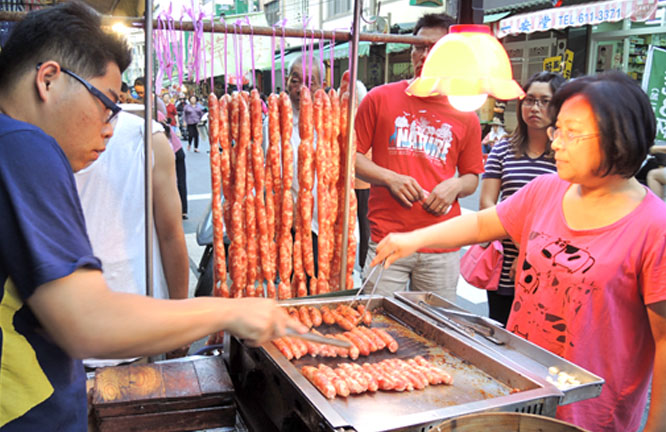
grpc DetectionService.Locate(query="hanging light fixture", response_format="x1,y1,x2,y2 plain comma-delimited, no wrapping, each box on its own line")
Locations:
406,24,524,112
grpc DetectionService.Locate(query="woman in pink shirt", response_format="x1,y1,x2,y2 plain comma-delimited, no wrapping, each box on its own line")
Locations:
372,72,666,432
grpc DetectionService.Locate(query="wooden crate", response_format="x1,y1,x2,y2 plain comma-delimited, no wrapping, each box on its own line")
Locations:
90,357,236,432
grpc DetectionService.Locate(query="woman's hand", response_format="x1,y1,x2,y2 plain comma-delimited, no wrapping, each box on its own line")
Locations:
371,231,421,268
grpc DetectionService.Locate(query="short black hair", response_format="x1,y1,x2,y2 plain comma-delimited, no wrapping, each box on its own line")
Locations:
134,76,145,87
0,2,131,90
511,71,567,158
549,72,655,178
121,82,129,92
413,13,455,35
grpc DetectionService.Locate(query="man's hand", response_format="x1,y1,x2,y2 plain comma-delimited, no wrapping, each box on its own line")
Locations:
387,173,425,207
422,178,462,216
225,298,308,346
165,345,190,359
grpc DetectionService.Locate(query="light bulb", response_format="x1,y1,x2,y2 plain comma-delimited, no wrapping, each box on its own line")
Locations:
448,94,488,112
111,22,129,35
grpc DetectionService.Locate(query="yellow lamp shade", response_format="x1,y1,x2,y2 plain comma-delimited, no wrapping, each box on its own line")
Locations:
406,24,524,103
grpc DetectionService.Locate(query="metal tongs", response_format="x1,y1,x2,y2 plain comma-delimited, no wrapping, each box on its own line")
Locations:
418,299,505,345
285,328,352,349
349,260,386,312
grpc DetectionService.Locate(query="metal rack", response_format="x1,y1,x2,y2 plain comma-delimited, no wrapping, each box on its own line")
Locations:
0,3,441,296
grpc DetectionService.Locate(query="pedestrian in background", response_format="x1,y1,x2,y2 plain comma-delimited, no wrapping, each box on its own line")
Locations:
163,93,178,127
479,71,565,325
183,95,204,152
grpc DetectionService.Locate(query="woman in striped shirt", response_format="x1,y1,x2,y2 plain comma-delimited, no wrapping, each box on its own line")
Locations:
479,72,566,325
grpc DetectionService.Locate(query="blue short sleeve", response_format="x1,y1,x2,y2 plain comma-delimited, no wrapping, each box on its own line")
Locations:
0,116,101,301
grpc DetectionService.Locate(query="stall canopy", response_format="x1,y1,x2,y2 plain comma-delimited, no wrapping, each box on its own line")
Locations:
497,0,659,38
387,42,411,53
181,12,272,82
256,41,371,70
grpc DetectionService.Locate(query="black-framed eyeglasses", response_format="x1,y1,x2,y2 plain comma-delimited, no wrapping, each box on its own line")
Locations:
36,63,121,124
523,96,551,108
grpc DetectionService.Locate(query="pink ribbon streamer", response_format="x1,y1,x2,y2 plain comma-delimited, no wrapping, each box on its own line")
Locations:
154,13,166,93
280,20,287,91
223,19,228,94
176,16,185,86
301,18,307,88
232,21,243,91
210,11,215,91
245,16,256,89
271,25,276,93
318,30,324,86
153,21,164,94
183,7,194,81
195,11,205,83
330,30,335,87
184,4,205,83
308,24,315,88
165,8,176,80
347,24,353,75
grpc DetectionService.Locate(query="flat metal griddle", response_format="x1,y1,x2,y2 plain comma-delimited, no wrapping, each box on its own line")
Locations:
394,292,604,406
228,296,563,432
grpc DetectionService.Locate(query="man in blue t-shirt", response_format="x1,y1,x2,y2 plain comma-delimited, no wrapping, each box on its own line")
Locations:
0,4,304,430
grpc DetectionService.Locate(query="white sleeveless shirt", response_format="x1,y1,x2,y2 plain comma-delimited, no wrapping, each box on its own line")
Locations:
75,111,168,300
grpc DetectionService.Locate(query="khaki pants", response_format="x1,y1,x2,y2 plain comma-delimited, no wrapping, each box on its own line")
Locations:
361,240,460,302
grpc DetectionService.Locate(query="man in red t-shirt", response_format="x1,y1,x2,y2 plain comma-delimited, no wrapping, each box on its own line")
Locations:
354,13,483,301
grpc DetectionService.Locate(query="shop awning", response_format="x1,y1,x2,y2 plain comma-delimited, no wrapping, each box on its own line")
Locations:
257,41,371,70
497,0,659,38
484,11,512,24
386,43,411,53
485,0,551,14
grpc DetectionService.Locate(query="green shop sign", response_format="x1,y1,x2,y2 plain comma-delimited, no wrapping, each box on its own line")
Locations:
643,46,666,143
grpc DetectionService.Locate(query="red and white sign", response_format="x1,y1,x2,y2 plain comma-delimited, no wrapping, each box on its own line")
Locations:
497,0,658,38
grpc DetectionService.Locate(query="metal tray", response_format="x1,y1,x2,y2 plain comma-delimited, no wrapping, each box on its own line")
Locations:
235,296,565,432
394,292,604,406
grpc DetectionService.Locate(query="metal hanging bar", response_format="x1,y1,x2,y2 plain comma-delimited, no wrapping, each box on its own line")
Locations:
0,5,444,297
0,11,435,45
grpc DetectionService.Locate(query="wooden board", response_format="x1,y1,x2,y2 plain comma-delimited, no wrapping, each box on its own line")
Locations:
91,357,236,431
97,406,236,432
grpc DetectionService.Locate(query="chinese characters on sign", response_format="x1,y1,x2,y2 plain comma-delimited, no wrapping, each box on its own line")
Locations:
498,0,658,38
543,50,574,79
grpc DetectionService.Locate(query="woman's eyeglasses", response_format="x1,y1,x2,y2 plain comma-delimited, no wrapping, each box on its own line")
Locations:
523,96,551,108
547,126,599,145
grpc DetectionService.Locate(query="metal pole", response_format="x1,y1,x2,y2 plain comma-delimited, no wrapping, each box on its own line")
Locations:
384,13,391,84
339,0,363,291
111,15,435,45
0,8,439,296
144,0,154,297
0,11,437,45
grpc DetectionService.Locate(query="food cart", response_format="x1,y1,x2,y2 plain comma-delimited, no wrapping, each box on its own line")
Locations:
0,3,604,431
